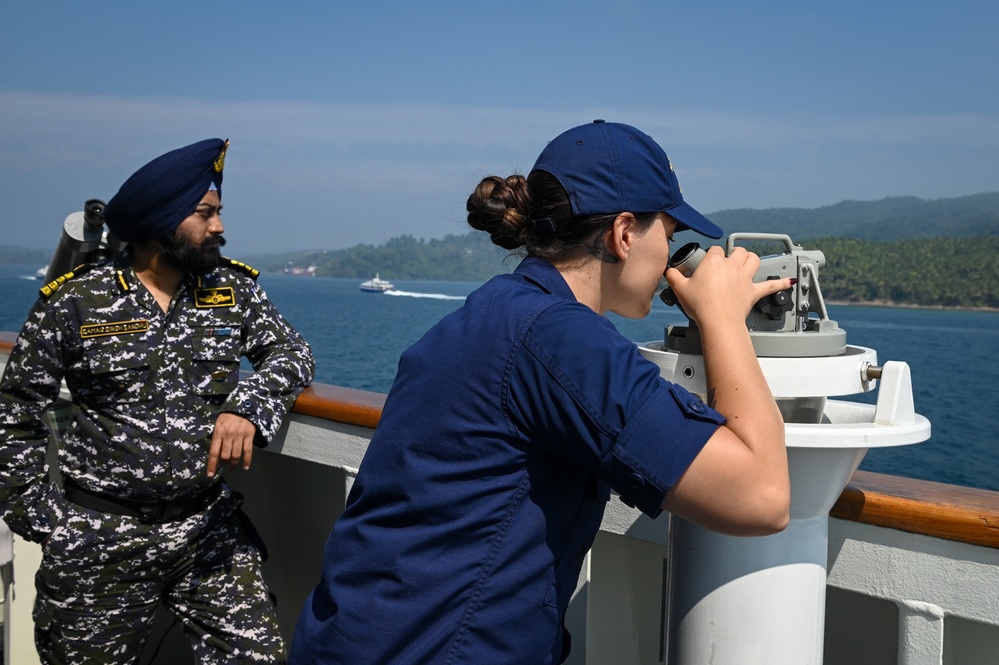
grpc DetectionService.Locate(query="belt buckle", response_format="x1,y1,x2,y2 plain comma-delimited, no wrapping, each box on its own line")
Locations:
137,503,166,524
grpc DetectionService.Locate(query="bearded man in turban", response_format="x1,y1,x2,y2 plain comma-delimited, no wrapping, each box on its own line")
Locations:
0,138,315,663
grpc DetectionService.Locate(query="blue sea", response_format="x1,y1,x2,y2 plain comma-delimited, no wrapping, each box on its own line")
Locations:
2,263,997,492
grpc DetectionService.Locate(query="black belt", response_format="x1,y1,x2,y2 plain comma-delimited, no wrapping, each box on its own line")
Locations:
63,477,223,524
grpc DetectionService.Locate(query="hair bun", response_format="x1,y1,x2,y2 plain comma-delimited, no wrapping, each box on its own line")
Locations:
466,175,530,250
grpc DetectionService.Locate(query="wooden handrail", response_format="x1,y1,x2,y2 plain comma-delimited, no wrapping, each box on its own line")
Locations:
2,336,997,550
293,382,385,430
831,470,999,549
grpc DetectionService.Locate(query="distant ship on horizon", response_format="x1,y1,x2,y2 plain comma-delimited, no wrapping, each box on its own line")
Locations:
283,264,317,277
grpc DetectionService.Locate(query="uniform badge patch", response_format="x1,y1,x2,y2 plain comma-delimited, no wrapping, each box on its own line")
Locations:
80,319,150,339
195,287,236,308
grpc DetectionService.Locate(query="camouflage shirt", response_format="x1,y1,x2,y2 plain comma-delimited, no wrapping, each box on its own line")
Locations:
0,254,315,543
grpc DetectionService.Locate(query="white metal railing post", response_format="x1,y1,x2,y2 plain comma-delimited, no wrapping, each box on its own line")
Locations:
896,599,944,665
343,466,358,508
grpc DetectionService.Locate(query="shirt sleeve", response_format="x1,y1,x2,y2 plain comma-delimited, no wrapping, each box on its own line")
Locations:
222,280,316,443
0,298,71,542
508,302,725,517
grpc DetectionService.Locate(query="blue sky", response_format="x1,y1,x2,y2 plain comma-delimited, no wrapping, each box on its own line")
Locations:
2,1,996,256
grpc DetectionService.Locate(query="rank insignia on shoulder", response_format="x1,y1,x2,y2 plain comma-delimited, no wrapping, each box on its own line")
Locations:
40,264,92,299
195,287,236,308
225,257,259,280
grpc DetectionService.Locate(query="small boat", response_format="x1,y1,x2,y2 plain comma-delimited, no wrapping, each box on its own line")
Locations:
360,273,394,293
283,264,317,277
35,265,48,280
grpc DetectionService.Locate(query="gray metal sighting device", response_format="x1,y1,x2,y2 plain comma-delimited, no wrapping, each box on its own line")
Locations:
43,199,125,283
660,233,846,358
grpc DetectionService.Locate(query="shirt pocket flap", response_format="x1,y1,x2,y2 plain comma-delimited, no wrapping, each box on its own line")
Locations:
83,341,152,404
192,327,242,395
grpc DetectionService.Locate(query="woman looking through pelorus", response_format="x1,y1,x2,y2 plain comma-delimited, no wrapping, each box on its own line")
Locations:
290,120,793,665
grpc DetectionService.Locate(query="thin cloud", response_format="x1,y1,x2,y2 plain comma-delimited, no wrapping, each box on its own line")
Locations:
4,91,996,165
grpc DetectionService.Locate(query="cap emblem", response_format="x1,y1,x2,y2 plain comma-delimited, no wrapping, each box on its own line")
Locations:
213,139,229,173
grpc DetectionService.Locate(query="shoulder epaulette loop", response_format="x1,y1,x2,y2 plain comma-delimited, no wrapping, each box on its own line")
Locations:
39,263,92,299
225,257,260,281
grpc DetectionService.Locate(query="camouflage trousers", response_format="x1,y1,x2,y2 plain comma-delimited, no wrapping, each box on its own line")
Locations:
33,488,285,664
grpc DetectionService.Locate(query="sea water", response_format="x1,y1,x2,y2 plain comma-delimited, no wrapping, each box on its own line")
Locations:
2,264,997,492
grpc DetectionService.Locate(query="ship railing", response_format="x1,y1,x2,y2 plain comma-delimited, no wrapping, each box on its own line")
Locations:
2,332,998,664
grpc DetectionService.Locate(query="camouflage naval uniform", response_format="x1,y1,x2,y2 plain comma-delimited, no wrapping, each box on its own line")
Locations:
0,253,315,664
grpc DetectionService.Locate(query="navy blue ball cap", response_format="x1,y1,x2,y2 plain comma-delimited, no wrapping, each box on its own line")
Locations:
531,121,722,239
104,138,229,242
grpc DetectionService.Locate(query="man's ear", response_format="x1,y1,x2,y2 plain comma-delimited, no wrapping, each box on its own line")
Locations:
606,212,637,262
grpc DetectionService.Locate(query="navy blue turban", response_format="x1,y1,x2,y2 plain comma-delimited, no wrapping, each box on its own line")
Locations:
104,138,229,242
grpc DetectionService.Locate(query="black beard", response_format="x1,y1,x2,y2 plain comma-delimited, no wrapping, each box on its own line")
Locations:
158,231,226,275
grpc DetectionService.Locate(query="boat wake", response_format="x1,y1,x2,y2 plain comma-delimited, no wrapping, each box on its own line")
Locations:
384,290,465,301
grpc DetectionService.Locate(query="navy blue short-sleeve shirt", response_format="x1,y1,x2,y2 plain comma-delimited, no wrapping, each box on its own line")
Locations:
290,256,724,665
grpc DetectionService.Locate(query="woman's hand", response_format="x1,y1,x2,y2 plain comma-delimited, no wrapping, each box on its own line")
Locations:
665,246,795,326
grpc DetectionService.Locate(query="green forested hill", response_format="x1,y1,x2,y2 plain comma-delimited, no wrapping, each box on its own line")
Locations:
249,192,999,277
251,232,520,281
258,234,998,308
807,236,999,308
708,193,999,241
242,193,999,308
